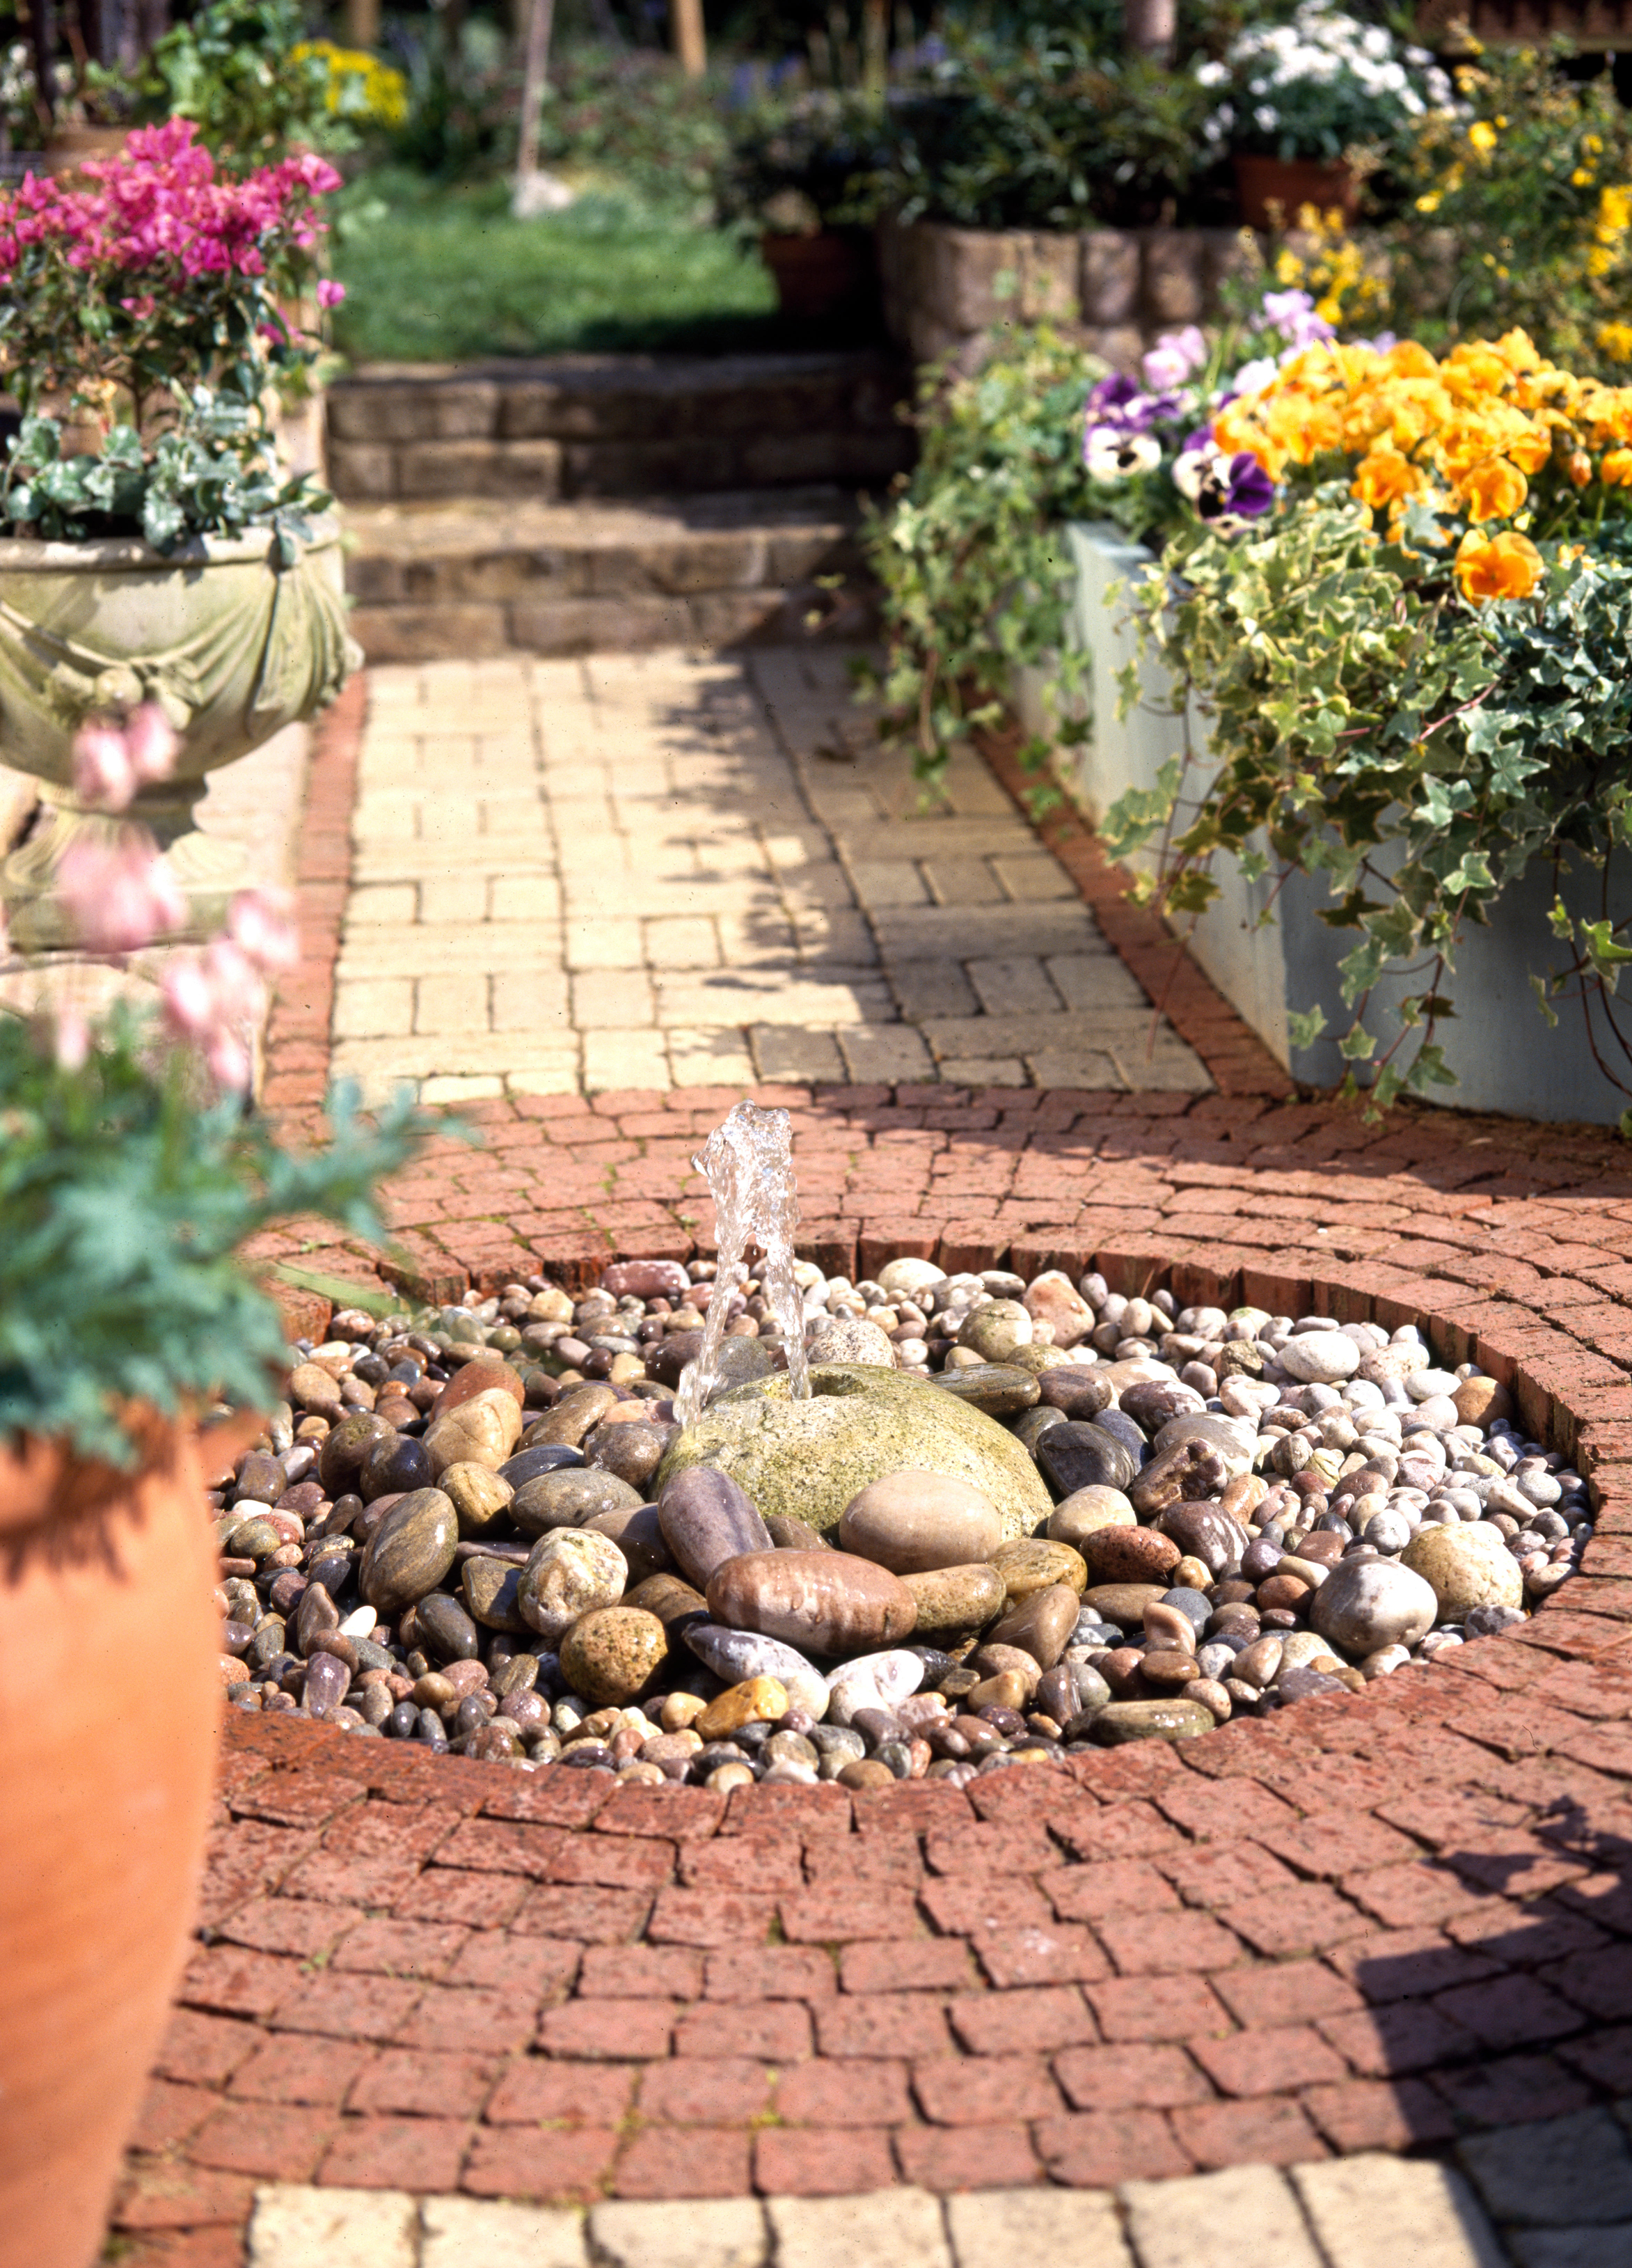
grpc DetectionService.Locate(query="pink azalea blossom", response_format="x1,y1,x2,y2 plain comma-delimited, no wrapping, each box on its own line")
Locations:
161,936,265,1090
72,723,137,812
226,888,299,975
125,702,179,787
58,833,187,953
53,1008,90,1071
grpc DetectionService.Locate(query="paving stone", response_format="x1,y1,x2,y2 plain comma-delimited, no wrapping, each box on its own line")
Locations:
420,2195,584,2268
245,2184,417,2268
589,2197,768,2267
944,2188,1131,2267
768,2189,952,2268
1120,2165,1322,2268
1457,2109,1632,2226
1292,2156,1507,2268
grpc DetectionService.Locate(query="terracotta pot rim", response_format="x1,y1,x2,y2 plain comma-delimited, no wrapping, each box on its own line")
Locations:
0,1404,262,1543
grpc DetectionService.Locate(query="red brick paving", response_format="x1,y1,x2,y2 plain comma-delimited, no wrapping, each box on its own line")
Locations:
116,671,1632,2249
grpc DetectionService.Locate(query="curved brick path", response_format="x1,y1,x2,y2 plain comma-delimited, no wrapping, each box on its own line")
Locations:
118,672,1632,2267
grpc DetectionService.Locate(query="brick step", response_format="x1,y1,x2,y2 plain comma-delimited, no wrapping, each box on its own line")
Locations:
326,348,914,504
344,486,877,661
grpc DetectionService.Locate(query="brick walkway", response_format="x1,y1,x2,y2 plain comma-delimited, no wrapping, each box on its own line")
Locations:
120,664,1632,2267
316,652,1210,1107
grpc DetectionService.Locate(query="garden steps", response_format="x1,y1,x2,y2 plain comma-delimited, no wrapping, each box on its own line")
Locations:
324,348,914,505
342,485,873,661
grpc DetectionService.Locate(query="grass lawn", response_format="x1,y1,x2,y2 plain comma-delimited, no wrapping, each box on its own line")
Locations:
329,168,782,363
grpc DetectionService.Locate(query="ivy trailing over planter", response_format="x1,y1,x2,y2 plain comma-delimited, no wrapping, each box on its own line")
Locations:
1106,492,1632,1115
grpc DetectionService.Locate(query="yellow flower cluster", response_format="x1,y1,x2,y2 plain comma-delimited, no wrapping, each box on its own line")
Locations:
291,39,409,128
1214,328,1632,602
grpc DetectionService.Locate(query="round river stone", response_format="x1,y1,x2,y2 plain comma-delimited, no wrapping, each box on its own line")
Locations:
560,1606,669,1706
682,1623,830,1717
512,1467,642,1537
837,1469,1004,1574
1402,1523,1525,1620
440,1462,514,1539
656,1363,1051,1543
988,1537,1087,1603
1047,1486,1135,1547
659,1467,776,1589
517,1529,628,1644
901,1561,1006,1633
1036,1423,1136,1497
1310,1557,1437,1654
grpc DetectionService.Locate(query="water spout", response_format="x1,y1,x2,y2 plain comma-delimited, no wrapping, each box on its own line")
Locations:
674,1101,809,1428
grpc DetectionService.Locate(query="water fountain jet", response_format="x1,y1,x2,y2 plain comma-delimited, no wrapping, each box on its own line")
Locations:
674,1101,810,1428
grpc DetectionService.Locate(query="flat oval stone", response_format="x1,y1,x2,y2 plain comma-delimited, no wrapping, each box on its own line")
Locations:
658,1467,775,1590
682,1622,830,1717
707,1550,917,1655
585,1422,674,1491
930,1364,1040,1417
838,1469,1004,1575
512,1467,642,1537
460,1556,531,1632
1089,1696,1216,1745
645,1332,704,1390
359,1431,436,1504
626,1573,711,1632
531,1383,620,1445
1280,1331,1362,1385
1120,1378,1208,1431
696,1676,789,1738
958,1300,1033,1362
288,1361,344,1417
429,1360,525,1422
441,1462,515,1539
1130,1438,1230,1516
517,1529,628,1644
1037,1368,1114,1420
1047,1486,1136,1548
424,1387,523,1477
1083,1582,1166,1632
1037,1423,1136,1497
582,1504,674,1584
901,1561,1006,1634
318,1412,394,1497
560,1606,670,1706
1022,1270,1095,1349
416,1590,480,1662
985,1582,1080,1669
988,1537,1087,1604
501,1443,589,1493
358,1489,459,1615
766,1515,830,1551
1013,1407,1070,1455
233,1451,285,1506
303,1651,351,1715
1157,1501,1249,1575
825,1648,924,1726
1077,1525,1182,1586
1152,1412,1257,1474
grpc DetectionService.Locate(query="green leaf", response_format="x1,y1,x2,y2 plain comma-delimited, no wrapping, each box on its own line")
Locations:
1287,1005,1328,1051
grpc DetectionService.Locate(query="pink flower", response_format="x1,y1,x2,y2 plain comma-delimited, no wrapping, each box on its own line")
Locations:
72,723,137,812
125,702,178,787
316,278,345,308
226,889,299,975
161,936,264,1091
204,1027,253,1090
53,1009,90,1072
58,833,187,952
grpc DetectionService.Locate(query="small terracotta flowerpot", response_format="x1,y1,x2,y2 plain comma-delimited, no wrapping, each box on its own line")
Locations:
0,1419,227,2268
760,228,880,326
1234,152,1358,232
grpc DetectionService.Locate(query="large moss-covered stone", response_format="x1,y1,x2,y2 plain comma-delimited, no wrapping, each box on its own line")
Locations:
654,1363,1052,1543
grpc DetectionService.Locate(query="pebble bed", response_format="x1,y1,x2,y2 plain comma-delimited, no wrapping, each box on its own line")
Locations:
212,1257,1589,1790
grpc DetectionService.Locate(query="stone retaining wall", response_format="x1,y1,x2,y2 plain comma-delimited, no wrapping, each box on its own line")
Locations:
878,219,1257,377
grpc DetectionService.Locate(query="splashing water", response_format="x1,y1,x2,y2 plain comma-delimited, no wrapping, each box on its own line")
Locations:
674,1101,809,1428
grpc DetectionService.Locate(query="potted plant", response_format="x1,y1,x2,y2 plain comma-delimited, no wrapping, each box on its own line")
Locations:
1194,2,1454,228
717,86,890,326
1073,320,1632,1123
0,711,427,2268
0,116,357,947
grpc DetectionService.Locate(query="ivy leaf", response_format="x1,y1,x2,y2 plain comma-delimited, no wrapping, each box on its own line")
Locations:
1287,1004,1328,1050
1337,1023,1377,1059
1530,970,1561,1028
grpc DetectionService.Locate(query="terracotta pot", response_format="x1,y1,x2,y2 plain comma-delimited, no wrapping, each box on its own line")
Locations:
1234,152,1358,232
760,228,879,325
0,1421,225,2268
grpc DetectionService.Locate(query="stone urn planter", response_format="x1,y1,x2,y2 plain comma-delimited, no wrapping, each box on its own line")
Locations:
1034,519,1632,1124
0,514,359,946
0,1417,241,2268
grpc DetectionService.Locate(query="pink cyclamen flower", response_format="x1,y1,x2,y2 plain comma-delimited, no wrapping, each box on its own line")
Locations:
1141,326,1207,393
161,938,264,1090
125,702,179,787
226,888,299,975
72,723,137,812
316,277,345,308
58,833,187,953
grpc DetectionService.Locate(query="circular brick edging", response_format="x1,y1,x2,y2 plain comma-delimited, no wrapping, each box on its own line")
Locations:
118,1246,1632,2247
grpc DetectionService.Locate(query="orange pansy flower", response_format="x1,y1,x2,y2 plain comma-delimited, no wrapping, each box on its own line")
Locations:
1455,529,1544,602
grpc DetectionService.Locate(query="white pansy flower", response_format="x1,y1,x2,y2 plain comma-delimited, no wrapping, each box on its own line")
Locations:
1085,429,1162,482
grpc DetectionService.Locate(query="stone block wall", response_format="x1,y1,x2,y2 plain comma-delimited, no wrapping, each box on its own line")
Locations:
878,218,1260,376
